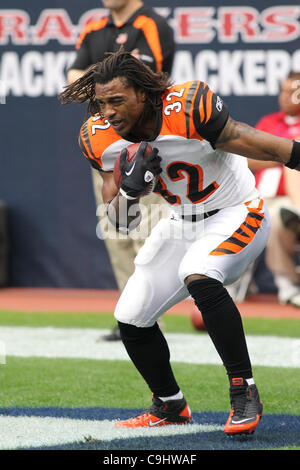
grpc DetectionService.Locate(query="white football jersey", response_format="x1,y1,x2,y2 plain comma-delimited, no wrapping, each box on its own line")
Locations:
78,80,257,214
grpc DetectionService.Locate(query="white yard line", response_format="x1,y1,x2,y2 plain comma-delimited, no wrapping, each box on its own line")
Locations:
0,326,299,368
0,415,222,450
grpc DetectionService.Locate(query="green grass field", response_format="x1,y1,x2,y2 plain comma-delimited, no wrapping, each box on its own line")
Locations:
0,309,300,336
1,310,299,412
0,309,299,450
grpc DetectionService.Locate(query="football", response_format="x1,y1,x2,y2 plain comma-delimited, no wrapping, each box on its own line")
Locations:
114,142,158,197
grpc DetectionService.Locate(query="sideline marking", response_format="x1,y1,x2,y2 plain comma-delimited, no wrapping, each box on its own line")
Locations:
0,414,222,450
0,326,299,367
0,409,299,450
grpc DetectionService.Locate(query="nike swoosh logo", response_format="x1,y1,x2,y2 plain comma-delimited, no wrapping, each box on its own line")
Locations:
125,162,136,176
231,417,255,424
149,418,167,427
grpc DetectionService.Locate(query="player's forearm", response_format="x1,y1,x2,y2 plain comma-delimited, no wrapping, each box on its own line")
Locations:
107,194,142,233
247,158,281,171
216,118,297,169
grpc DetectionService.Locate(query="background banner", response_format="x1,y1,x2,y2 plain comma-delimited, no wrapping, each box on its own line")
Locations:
0,0,299,288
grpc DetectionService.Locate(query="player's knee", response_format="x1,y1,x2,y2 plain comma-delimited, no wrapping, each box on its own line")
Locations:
113,270,154,327
114,306,155,328
186,276,230,312
184,273,208,284
114,309,138,327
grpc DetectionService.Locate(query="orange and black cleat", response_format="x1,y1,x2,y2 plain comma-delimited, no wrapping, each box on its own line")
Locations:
114,396,192,428
224,378,263,436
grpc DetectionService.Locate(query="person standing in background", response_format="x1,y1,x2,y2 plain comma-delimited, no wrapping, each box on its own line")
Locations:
248,72,300,307
68,1,175,339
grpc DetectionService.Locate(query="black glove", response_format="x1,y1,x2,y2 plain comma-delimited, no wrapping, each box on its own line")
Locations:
119,142,162,199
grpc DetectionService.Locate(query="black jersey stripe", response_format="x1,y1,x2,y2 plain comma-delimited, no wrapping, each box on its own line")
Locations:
81,121,97,160
192,82,208,137
247,211,264,221
225,236,248,248
212,248,236,255
184,81,198,139
235,227,251,238
242,221,259,234
78,133,89,159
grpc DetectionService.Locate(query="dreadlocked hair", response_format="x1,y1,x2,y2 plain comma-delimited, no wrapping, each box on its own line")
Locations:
59,47,172,117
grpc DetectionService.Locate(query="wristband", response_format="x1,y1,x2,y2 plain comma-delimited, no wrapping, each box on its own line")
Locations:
285,140,300,169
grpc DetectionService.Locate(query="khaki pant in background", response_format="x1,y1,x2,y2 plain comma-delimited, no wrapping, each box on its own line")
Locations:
92,169,169,291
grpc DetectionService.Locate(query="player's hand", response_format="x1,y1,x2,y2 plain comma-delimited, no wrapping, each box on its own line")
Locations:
119,142,162,199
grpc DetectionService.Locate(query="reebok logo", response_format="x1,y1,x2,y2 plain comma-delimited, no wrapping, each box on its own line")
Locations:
216,95,223,112
232,378,244,386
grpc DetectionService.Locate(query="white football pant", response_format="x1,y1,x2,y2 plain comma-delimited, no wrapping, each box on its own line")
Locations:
114,196,270,327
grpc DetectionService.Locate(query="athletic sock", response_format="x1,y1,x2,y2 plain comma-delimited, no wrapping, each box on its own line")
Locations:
187,277,253,380
158,391,184,402
246,377,255,386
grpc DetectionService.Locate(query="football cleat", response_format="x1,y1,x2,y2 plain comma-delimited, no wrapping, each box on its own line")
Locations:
114,396,192,428
224,378,263,436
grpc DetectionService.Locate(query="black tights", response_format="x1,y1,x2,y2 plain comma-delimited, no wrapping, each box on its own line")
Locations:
187,278,252,380
118,277,252,397
118,321,180,397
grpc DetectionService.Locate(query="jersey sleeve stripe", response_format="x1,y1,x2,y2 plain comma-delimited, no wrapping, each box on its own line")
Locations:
199,94,205,123
79,122,103,169
76,17,108,50
133,15,163,71
184,81,199,139
205,89,213,123
81,121,97,160
193,82,208,136
78,132,89,159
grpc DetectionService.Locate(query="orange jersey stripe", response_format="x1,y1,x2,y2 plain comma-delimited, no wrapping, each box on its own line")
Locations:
215,240,242,254
87,119,122,158
78,116,124,170
245,198,264,212
76,17,108,50
133,15,163,71
186,81,204,139
199,94,205,123
232,230,252,244
160,81,205,142
79,123,103,169
160,83,191,138
192,81,212,138
79,125,94,160
245,216,261,229
205,89,213,123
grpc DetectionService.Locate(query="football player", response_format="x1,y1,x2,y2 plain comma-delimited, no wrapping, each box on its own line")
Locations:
60,49,300,435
